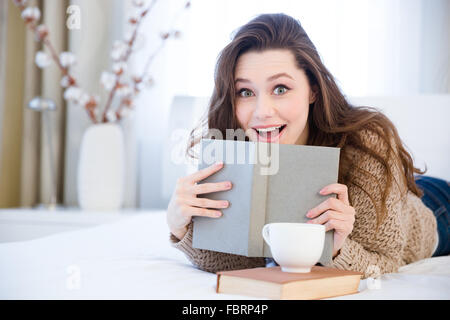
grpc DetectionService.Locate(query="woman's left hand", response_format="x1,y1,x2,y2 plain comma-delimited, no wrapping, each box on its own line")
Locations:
306,183,356,258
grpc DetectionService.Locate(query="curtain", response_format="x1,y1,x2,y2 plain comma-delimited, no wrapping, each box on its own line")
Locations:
0,1,28,208
19,0,42,207
18,0,68,208
0,0,55,208
20,0,69,208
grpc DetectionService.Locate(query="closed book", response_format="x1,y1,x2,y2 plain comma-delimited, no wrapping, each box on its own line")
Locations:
216,266,363,300
192,138,340,265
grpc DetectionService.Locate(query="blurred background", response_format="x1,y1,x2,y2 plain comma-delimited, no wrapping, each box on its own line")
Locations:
0,0,449,216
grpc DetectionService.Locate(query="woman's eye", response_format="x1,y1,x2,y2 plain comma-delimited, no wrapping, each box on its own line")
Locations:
273,85,288,95
237,89,254,98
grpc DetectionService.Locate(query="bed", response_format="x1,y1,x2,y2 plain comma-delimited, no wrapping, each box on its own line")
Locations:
1,210,449,300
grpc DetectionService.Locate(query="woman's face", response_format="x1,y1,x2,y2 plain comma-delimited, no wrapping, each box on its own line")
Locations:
234,49,316,145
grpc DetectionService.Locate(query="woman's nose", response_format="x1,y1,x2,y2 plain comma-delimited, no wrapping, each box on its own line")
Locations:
254,95,276,119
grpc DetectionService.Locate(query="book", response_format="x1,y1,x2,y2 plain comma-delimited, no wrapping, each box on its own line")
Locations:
216,266,363,300
192,138,340,265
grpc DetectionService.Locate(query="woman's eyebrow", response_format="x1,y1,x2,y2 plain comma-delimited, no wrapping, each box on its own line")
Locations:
235,72,294,84
267,72,294,81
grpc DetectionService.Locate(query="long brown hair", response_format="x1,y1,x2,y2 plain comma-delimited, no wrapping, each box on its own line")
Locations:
186,13,426,227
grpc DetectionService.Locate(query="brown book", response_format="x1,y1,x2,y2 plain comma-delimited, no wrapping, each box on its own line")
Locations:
216,266,363,300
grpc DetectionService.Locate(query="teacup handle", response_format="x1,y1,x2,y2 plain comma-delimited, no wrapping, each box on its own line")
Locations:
262,224,271,246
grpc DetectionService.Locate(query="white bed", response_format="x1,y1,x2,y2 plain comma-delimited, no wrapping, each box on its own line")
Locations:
0,210,449,300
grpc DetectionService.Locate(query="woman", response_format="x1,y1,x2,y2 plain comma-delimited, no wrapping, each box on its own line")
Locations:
166,13,449,278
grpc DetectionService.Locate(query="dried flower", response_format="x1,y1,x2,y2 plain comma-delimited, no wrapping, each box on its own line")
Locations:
35,51,51,68
124,31,134,44
78,93,91,107
60,75,70,88
62,75,76,87
135,75,154,91
116,84,133,98
84,95,100,109
112,62,127,75
63,87,83,103
128,10,141,25
128,17,138,25
122,98,133,107
59,52,77,68
140,8,149,17
35,24,48,41
160,32,170,40
132,75,142,83
106,110,118,122
21,6,40,23
172,30,182,39
132,76,142,92
111,41,128,61
100,71,117,91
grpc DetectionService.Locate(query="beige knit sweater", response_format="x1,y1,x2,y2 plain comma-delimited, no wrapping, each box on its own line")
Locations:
169,128,438,279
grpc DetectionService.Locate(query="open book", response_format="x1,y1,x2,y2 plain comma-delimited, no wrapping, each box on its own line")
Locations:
192,138,340,265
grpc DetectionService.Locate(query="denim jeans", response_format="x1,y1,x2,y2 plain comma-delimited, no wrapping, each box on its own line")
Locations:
414,175,450,257
265,174,450,268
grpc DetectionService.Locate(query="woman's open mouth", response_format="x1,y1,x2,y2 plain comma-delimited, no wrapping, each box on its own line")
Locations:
252,124,287,142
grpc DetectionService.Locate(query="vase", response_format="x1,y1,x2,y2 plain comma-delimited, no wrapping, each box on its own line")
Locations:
77,123,125,211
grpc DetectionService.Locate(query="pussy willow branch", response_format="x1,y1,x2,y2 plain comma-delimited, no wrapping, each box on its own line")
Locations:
101,0,158,123
16,3,98,123
114,39,165,122
115,0,191,122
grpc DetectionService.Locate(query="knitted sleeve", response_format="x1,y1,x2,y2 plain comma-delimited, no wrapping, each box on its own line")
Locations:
169,222,266,273
323,128,416,278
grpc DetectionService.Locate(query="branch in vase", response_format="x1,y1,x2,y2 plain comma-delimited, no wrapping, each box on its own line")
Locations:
102,0,190,123
98,0,159,123
100,0,159,123
14,1,98,124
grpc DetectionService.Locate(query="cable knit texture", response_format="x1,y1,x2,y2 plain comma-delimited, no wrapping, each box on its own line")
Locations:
169,128,438,279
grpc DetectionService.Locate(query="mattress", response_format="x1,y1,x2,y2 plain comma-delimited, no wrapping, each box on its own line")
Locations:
0,210,449,299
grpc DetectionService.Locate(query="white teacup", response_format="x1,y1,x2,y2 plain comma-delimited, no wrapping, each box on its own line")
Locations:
262,223,325,273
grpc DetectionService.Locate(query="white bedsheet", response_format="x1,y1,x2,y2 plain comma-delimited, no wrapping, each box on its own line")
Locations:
1,210,449,300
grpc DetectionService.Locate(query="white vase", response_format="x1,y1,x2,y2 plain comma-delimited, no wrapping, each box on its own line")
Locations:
77,123,125,211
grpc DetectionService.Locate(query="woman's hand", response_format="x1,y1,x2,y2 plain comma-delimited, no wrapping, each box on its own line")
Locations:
306,183,356,258
166,162,232,241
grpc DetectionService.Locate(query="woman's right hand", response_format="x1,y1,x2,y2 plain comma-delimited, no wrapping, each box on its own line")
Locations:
166,161,233,241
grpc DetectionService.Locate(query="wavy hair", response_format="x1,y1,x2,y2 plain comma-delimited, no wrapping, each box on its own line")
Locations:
185,13,426,228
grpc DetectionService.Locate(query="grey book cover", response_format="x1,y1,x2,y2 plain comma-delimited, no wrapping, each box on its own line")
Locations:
192,138,340,265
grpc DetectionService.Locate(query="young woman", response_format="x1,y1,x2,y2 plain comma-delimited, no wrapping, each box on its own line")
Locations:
166,13,449,278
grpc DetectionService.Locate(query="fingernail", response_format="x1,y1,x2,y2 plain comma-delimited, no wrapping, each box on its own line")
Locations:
227,182,232,188
319,188,326,195
221,201,229,208
215,211,222,217
306,212,311,218
216,161,223,167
